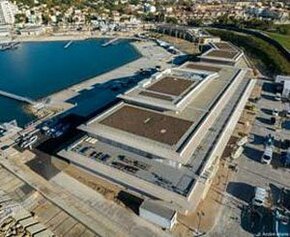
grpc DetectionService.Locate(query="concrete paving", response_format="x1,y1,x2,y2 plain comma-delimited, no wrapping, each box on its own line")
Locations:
209,79,290,237
51,172,173,237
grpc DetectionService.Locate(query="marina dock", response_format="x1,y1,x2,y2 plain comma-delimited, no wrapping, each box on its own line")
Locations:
64,40,73,49
0,90,35,105
48,41,174,109
0,42,20,51
102,37,120,47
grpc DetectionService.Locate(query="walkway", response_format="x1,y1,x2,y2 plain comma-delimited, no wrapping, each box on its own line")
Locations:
0,89,35,105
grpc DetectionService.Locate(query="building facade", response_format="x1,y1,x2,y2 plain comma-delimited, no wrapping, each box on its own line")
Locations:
59,41,256,217
0,0,18,25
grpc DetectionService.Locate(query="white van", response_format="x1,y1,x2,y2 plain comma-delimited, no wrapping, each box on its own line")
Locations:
231,146,244,160
236,136,248,147
275,93,282,101
252,187,267,206
261,146,273,164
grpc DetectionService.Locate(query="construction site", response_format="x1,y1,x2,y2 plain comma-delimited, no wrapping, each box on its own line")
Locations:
0,34,263,236
59,41,256,223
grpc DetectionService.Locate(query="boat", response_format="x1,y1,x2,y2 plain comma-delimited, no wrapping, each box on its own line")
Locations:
0,42,20,51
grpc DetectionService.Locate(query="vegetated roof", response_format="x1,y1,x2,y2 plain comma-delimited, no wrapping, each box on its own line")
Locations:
100,105,193,146
146,76,194,96
206,50,239,59
184,63,221,72
214,42,237,51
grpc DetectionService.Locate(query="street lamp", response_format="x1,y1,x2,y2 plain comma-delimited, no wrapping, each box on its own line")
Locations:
197,211,205,234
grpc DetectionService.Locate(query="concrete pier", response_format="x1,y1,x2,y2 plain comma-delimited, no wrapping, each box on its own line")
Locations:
102,37,120,47
0,89,35,104
64,40,73,49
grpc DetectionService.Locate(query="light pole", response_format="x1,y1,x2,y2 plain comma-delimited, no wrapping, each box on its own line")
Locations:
197,211,205,234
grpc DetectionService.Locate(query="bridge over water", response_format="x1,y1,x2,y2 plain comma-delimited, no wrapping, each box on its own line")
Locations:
0,90,35,105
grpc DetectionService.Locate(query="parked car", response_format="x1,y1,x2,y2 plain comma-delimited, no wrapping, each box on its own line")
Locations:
275,93,282,101
261,145,273,164
273,108,279,117
41,126,51,135
231,146,244,160
252,187,267,207
236,136,248,146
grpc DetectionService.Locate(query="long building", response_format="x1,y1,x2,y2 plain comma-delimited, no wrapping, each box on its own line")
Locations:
59,41,256,217
0,0,17,25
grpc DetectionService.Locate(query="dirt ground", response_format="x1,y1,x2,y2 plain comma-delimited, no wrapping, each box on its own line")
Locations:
64,165,121,201
63,165,145,213
153,33,200,55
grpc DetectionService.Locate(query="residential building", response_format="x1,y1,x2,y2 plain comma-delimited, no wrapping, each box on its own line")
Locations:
0,0,18,25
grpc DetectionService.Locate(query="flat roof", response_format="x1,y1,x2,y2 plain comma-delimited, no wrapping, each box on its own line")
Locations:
146,76,194,96
139,91,174,101
81,65,240,162
183,63,222,72
60,137,195,196
141,200,176,220
213,42,237,51
100,105,193,146
276,75,290,82
60,67,251,200
119,68,213,112
200,41,243,63
205,50,239,59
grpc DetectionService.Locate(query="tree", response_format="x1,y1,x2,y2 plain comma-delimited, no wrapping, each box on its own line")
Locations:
166,16,178,24
188,19,202,27
42,14,50,25
14,13,26,24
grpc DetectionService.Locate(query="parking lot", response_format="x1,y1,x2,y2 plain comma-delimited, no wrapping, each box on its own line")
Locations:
209,79,290,237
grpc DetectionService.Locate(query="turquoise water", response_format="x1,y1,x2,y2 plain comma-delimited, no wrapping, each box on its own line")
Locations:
0,39,141,126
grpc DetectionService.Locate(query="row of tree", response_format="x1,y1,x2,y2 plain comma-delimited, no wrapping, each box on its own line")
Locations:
207,29,290,75
188,15,290,36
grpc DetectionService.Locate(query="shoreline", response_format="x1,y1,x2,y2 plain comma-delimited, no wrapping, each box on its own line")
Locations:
14,32,139,43
43,40,147,102
36,39,143,101
23,39,173,125
0,37,143,127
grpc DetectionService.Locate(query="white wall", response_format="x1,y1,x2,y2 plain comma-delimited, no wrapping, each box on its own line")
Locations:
0,1,18,24
139,208,176,229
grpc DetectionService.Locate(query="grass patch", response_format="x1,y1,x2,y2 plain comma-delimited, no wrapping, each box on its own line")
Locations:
265,32,290,51
207,28,290,75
